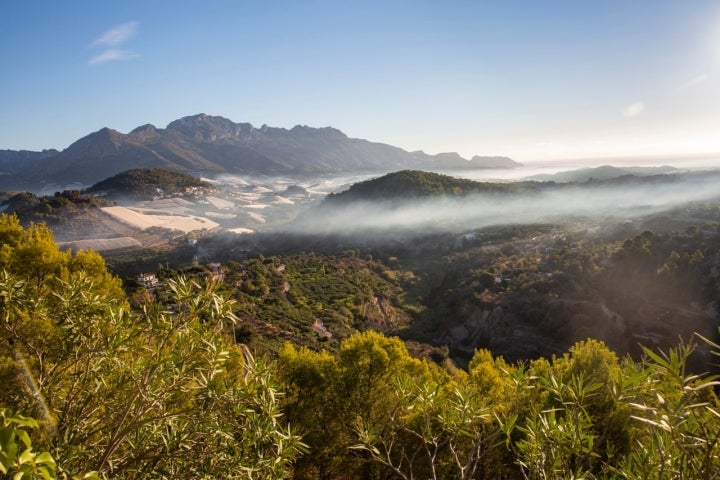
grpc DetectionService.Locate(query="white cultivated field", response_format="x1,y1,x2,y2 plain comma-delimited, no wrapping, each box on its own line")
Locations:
270,195,294,205
102,206,219,233
206,212,237,219
138,198,195,214
228,227,254,234
58,237,142,252
247,212,266,223
206,195,236,209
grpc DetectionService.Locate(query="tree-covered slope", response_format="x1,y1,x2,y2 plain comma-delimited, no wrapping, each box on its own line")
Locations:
324,170,536,203
1,190,115,240
85,167,213,200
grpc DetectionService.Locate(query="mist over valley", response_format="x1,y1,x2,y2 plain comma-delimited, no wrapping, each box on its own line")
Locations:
3,153,720,368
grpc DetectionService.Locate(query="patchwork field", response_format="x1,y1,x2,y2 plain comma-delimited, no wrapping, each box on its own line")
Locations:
31,174,330,255
57,237,142,252
101,206,219,233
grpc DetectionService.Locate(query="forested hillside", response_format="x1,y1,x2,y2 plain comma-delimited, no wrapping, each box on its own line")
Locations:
1,190,114,239
2,212,720,479
85,167,213,200
324,169,535,203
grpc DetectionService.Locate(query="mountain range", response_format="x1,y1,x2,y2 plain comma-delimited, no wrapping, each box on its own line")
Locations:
528,164,681,183
0,149,59,175
0,114,519,192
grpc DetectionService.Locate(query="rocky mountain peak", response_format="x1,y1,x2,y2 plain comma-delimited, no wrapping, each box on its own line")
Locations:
166,114,254,142
129,124,159,141
434,152,466,161
289,125,347,138
66,127,124,152
130,123,157,134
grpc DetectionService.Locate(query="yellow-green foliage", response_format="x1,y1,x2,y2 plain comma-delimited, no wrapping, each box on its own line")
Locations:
279,331,443,479
0,214,123,298
467,348,513,405
2,214,720,479
0,215,304,479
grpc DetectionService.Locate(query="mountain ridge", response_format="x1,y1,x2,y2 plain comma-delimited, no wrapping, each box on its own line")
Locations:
0,148,60,175
0,114,520,191
529,165,681,183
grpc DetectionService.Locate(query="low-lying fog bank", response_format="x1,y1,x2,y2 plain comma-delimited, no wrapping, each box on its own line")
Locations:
277,171,720,237
28,161,720,251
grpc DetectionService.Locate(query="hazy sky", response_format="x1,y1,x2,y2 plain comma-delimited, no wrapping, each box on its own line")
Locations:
2,1,720,162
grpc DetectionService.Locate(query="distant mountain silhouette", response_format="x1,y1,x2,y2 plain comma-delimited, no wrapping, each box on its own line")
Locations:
0,149,59,175
0,114,519,191
528,165,680,183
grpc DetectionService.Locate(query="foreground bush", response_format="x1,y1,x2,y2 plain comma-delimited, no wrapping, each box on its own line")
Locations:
0,214,304,479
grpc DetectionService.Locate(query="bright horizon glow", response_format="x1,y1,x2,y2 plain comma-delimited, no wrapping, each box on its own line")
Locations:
2,1,720,165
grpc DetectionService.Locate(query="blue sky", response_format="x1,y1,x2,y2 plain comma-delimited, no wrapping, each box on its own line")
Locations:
2,1,720,162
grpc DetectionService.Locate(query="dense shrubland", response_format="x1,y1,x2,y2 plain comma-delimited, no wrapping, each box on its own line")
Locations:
0,215,304,479
384,222,720,363
153,252,411,356
1,213,720,479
